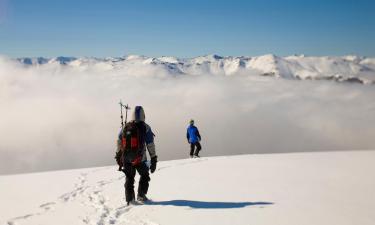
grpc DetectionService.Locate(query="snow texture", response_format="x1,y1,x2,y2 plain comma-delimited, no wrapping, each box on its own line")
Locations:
1,151,374,225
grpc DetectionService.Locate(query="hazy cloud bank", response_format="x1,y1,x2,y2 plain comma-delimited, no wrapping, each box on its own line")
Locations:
1,56,375,174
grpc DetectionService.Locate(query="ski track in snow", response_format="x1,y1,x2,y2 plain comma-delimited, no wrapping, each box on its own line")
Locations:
5,158,206,225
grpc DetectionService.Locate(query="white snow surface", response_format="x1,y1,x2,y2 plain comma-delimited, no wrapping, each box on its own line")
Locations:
1,151,374,225
13,54,375,84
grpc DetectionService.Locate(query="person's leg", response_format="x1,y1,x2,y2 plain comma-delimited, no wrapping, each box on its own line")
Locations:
123,163,136,203
194,142,202,156
190,143,195,157
136,162,150,198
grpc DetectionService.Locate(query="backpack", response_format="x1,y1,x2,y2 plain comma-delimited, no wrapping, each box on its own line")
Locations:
121,121,146,166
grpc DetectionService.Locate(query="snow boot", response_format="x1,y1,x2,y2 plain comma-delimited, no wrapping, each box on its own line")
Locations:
126,190,135,206
137,194,149,202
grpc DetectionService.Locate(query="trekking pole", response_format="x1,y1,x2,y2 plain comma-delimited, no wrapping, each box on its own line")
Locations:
119,100,131,127
117,100,131,171
124,104,130,125
119,100,124,130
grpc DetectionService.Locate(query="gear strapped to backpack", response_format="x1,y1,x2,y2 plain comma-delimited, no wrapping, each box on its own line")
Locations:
121,121,146,166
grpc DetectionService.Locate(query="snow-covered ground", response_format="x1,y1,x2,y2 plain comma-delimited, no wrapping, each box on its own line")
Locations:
1,151,374,225
10,54,375,84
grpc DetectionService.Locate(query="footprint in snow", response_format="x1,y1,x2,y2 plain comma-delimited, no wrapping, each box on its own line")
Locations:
39,202,56,211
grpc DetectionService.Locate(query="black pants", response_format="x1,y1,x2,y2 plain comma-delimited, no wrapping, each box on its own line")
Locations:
123,162,150,202
190,142,202,156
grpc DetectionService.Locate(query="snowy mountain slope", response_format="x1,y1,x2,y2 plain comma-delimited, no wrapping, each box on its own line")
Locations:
1,151,374,225
12,54,375,83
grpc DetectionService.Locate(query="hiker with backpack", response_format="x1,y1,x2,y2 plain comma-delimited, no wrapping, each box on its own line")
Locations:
115,106,157,205
186,119,202,158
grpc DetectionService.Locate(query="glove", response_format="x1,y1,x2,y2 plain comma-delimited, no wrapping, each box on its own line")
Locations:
115,151,123,171
150,156,157,173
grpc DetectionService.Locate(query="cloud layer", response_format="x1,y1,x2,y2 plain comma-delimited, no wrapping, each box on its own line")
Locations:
1,56,375,174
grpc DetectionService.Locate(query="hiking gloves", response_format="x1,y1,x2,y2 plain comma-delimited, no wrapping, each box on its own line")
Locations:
150,156,157,173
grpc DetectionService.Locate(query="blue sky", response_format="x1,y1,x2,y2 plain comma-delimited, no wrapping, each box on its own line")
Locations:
0,0,374,57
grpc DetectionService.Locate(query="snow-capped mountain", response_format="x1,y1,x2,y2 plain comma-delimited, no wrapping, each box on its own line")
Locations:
14,54,375,84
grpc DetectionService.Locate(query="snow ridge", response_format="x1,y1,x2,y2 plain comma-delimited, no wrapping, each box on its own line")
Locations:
13,54,375,84
2,152,375,225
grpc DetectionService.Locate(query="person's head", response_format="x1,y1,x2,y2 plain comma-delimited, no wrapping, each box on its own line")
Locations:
131,106,145,122
189,119,194,126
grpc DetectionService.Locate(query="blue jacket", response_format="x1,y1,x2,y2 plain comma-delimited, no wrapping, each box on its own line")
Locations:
186,125,201,144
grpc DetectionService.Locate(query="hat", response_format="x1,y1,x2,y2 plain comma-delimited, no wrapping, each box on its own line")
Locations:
132,106,145,122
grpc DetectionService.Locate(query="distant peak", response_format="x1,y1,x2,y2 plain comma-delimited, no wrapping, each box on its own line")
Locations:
203,54,224,60
50,56,77,64
124,55,147,60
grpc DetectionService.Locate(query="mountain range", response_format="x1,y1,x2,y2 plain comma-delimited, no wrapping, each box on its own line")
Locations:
15,54,375,84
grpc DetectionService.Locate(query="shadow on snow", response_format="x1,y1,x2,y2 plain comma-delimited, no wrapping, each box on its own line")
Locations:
146,200,274,209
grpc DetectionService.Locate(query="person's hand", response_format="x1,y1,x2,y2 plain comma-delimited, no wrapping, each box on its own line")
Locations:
150,156,157,173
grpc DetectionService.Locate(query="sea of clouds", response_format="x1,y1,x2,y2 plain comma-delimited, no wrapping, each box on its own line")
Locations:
1,56,375,174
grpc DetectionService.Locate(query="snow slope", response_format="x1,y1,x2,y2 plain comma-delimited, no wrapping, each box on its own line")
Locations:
12,54,375,84
1,151,374,225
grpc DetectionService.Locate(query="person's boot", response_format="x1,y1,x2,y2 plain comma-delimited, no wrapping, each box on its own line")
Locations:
126,190,135,205
137,193,149,202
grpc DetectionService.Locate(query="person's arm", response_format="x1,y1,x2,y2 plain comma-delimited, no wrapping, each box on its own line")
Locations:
145,124,158,173
145,125,156,158
186,129,190,143
116,129,123,153
115,129,124,171
196,127,201,141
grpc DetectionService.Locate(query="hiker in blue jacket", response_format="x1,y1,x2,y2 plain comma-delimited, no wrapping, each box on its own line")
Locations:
186,119,202,158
